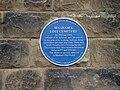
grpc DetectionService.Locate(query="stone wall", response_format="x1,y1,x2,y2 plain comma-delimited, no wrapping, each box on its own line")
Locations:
0,0,120,90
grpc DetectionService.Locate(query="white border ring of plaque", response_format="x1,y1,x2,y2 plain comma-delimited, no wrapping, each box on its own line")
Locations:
39,18,88,66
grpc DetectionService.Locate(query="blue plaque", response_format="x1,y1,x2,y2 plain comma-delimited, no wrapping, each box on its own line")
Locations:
39,18,88,66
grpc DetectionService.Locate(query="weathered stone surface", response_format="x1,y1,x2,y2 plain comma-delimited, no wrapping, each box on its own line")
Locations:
3,12,59,38
90,39,120,67
30,39,90,67
0,40,29,68
3,12,120,38
0,13,2,37
5,70,42,90
0,71,2,90
53,0,91,11
61,12,120,37
0,0,119,11
0,0,14,10
45,69,120,90
14,0,25,11
54,0,120,12
91,0,120,12
30,39,54,67
24,0,53,11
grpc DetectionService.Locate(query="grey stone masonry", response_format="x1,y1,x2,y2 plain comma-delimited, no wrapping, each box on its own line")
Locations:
90,38,120,67
0,0,119,12
2,12,120,38
0,71,2,90
0,0,14,11
0,68,120,90
3,69,44,90
0,0,119,90
45,68,120,90
0,38,120,68
0,12,2,37
2,12,60,38
0,40,30,68
53,0,120,12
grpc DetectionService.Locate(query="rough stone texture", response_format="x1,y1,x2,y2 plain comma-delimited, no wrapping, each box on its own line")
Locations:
3,12,59,38
0,13,2,37
5,70,42,90
3,12,120,38
54,0,120,12
30,39,90,67
53,0,91,11
90,39,120,67
0,0,14,11
91,0,120,12
24,0,53,11
61,12,120,38
14,0,25,11
45,68,120,90
0,40,30,68
0,0,119,11
30,39,54,67
0,71,2,90
0,0,119,90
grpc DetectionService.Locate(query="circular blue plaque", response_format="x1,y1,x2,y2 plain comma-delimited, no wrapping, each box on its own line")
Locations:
39,18,88,66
